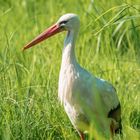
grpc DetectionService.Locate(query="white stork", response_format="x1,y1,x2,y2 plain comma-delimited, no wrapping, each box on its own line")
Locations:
23,13,122,140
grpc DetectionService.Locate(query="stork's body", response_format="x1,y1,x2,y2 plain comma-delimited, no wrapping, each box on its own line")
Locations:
23,13,122,139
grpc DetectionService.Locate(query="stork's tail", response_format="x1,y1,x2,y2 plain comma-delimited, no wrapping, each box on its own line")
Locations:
115,118,122,134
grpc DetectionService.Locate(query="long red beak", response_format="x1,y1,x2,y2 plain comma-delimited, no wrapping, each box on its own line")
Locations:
23,23,63,50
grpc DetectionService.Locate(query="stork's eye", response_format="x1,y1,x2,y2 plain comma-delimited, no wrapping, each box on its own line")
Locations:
59,20,68,25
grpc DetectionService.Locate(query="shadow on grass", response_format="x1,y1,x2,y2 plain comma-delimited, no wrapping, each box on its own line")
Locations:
129,110,140,130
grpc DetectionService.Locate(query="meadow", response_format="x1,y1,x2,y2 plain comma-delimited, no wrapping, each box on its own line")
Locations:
0,0,140,139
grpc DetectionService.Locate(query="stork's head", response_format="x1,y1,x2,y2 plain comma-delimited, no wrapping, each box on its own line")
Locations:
23,13,80,50
57,13,80,31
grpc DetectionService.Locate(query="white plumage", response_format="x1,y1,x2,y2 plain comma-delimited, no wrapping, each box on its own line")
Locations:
23,13,122,140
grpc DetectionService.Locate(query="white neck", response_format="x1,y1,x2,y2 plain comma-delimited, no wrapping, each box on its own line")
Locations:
58,27,79,103
61,29,78,68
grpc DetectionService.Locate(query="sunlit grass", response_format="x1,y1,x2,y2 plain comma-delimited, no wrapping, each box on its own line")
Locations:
0,0,140,139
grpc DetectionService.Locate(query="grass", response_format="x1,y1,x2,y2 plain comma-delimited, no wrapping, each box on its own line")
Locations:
0,0,140,139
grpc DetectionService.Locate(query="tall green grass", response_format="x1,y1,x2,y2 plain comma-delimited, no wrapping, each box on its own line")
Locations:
0,0,140,139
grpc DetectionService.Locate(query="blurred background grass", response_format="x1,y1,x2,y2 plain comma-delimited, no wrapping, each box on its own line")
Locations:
0,0,140,139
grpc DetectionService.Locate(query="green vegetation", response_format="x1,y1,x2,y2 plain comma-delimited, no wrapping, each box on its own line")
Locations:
0,0,140,139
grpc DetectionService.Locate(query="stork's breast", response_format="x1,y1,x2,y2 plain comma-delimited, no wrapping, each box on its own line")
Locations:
58,65,78,104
